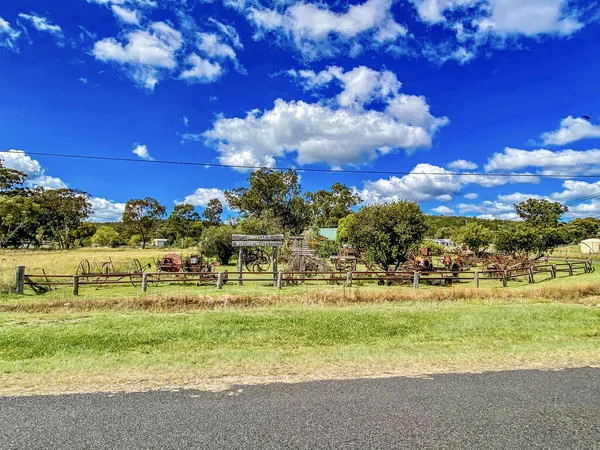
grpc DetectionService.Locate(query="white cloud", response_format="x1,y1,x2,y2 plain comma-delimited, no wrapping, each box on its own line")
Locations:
457,201,519,220
0,150,67,190
89,197,126,222
132,144,154,160
18,13,63,38
208,18,244,50
93,21,183,90
411,0,587,64
431,205,456,215
474,0,583,37
485,147,600,174
205,96,447,169
179,188,227,207
197,32,236,60
111,5,140,25
248,0,407,60
0,17,21,50
205,66,448,169
464,192,479,200
183,116,189,127
448,159,478,170
31,175,67,190
541,116,600,146
78,77,88,84
358,164,463,203
357,162,539,205
180,54,222,83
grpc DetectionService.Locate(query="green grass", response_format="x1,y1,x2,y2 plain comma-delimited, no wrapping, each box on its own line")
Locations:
1,301,599,395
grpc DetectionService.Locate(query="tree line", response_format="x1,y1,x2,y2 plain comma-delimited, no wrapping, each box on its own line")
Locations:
2,161,599,264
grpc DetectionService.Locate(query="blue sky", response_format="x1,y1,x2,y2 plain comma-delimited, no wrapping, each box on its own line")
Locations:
1,0,600,221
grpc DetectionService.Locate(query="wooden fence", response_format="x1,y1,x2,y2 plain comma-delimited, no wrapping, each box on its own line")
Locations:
15,259,595,295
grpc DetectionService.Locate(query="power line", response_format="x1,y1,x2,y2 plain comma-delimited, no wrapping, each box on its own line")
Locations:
3,150,600,179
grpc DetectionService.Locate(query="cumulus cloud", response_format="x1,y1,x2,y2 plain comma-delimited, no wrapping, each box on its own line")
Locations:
204,66,449,169
205,98,446,168
0,150,67,189
89,197,126,222
179,188,227,207
464,192,479,200
247,0,407,60
356,162,539,205
359,164,463,203
485,147,600,174
180,54,222,83
132,144,154,160
93,21,183,90
197,32,236,60
457,201,519,220
0,17,21,50
447,159,478,170
540,116,600,146
431,205,456,215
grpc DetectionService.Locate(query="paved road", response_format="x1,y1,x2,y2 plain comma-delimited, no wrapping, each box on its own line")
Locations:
2,368,600,449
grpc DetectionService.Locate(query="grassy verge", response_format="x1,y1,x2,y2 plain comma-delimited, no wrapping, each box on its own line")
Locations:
1,300,599,396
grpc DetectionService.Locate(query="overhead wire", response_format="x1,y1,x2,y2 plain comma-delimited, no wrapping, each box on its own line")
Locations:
3,150,600,179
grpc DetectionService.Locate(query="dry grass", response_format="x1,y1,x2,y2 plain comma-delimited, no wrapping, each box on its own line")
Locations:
3,282,600,313
2,349,598,397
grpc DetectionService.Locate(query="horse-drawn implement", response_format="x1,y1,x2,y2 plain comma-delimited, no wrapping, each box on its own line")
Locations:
75,257,148,288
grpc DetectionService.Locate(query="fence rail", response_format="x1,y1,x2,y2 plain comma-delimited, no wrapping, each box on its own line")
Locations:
14,258,595,295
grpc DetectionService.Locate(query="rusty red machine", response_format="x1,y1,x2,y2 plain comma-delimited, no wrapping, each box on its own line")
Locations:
155,253,217,273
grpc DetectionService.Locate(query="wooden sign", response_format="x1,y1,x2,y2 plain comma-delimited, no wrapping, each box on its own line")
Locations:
232,235,284,241
233,241,284,247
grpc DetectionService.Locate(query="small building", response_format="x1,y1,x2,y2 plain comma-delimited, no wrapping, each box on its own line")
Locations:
430,238,456,248
580,238,600,254
153,238,168,248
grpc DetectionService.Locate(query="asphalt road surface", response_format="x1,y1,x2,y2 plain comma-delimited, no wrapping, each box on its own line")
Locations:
2,368,600,449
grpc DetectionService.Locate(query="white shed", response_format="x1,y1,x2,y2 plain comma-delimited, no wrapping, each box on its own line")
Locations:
580,238,600,254
153,239,168,248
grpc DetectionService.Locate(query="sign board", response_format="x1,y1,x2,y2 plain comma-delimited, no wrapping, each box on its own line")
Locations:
232,235,284,241
232,234,284,248
233,241,284,247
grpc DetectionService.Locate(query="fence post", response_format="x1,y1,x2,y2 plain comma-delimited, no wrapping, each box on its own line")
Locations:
141,273,149,293
413,271,420,289
277,272,283,290
568,263,573,276
346,272,353,287
237,248,243,286
527,267,534,284
15,266,25,295
502,270,508,287
72,275,79,296
217,272,224,290
474,271,479,288
272,247,278,286
551,264,556,279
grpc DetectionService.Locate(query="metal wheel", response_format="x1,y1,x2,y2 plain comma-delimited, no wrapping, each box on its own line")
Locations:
128,258,143,287
76,259,91,276
245,249,271,272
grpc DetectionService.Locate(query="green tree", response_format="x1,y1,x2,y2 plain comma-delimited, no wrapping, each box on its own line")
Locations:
122,197,166,249
92,225,120,247
336,214,357,244
225,169,311,234
345,202,427,271
515,199,568,227
203,198,224,225
0,195,40,247
495,223,569,259
128,234,142,247
235,216,283,235
452,223,493,257
0,160,26,192
566,218,600,243
167,203,201,243
307,183,362,228
197,225,235,264
37,188,92,249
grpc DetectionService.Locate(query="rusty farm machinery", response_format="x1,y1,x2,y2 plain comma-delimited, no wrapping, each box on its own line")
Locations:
75,257,149,288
